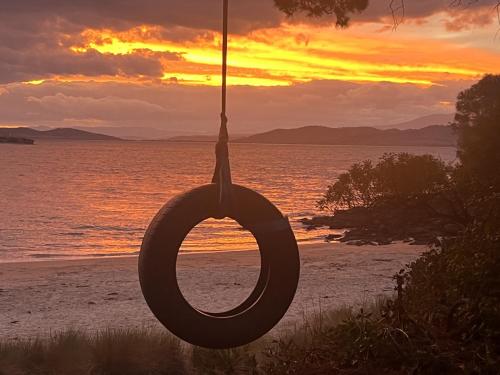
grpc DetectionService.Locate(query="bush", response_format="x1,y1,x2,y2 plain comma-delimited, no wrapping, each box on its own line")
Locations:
401,231,500,373
318,153,450,212
263,230,500,374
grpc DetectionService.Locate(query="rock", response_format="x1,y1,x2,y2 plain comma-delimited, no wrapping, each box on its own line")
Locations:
302,198,463,247
347,240,371,246
299,216,334,229
325,234,343,242
410,237,436,245
376,239,392,245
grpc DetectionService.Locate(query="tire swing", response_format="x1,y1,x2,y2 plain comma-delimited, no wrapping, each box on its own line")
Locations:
138,0,300,349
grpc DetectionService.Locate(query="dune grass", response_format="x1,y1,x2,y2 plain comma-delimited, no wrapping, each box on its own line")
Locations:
0,329,185,375
0,305,360,375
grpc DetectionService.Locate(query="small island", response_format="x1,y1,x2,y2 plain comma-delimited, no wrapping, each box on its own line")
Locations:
0,136,34,145
0,127,119,141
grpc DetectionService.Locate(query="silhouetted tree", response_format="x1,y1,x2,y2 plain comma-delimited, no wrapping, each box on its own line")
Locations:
274,0,369,27
453,75,500,190
274,0,500,27
318,160,376,210
318,153,449,211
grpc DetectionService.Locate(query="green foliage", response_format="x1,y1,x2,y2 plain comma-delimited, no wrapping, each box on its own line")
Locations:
453,75,500,191
399,231,500,373
273,0,369,27
262,230,500,374
318,153,450,212
262,303,422,374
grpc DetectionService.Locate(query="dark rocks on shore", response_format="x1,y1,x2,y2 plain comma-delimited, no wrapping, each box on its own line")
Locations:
301,202,464,246
325,234,343,242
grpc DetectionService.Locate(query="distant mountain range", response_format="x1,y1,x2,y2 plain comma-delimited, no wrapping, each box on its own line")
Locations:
0,127,119,141
236,125,456,147
382,114,454,130
1,116,457,147
73,126,179,140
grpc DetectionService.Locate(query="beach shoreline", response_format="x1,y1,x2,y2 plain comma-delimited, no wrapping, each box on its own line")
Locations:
0,241,328,265
0,243,425,342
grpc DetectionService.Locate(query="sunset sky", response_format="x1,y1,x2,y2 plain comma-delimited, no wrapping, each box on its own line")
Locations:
1,0,499,136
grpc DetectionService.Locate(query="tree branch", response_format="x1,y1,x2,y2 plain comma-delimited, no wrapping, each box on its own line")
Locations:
275,0,500,28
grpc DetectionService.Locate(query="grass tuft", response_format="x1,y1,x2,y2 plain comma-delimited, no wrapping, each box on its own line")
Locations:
0,329,186,375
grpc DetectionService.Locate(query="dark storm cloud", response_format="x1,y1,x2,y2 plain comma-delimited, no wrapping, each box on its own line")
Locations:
0,79,471,132
0,1,283,35
0,45,181,84
0,3,185,84
0,1,496,37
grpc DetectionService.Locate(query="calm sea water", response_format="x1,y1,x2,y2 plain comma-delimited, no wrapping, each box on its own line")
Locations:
0,140,456,262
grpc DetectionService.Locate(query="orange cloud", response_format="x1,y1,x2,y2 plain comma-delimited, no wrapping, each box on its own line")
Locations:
67,22,499,87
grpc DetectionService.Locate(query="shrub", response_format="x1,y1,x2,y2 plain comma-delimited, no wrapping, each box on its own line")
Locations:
401,231,500,373
263,229,500,374
375,153,449,201
318,153,450,212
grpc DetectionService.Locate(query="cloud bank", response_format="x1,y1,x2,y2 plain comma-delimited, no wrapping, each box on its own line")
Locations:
0,79,472,133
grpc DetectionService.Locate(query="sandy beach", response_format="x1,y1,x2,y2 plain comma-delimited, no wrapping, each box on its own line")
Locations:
0,243,425,342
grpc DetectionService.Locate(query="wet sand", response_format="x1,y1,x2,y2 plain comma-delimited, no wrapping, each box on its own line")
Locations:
0,243,424,341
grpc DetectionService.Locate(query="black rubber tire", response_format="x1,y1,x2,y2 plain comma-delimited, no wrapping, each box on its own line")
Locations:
139,184,300,349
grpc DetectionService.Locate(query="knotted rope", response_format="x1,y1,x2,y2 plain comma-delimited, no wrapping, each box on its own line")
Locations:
212,0,232,218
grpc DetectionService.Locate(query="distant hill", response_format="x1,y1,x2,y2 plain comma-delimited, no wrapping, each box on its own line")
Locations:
236,125,456,147
0,127,119,141
382,114,454,130
74,126,178,140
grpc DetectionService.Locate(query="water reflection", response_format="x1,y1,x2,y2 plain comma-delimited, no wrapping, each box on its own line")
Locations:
0,141,456,262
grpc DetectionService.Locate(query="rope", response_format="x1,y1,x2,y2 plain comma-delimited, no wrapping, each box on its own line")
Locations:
212,0,232,218
221,0,229,131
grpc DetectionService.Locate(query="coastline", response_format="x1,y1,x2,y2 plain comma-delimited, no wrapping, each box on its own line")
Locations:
0,242,425,342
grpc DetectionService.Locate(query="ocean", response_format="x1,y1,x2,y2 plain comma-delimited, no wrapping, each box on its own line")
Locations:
0,140,456,262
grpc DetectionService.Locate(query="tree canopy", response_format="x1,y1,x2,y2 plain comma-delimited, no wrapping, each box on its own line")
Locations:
274,0,499,27
274,0,369,27
318,153,449,211
453,75,500,190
